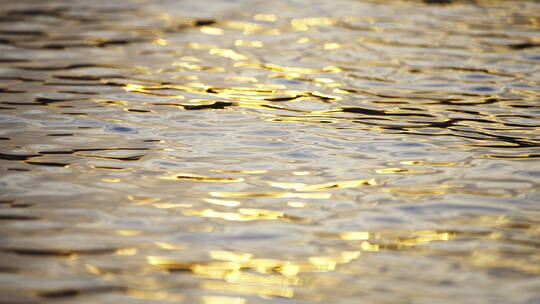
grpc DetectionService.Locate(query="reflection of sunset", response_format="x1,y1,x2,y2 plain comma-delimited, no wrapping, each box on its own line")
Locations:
1,0,539,302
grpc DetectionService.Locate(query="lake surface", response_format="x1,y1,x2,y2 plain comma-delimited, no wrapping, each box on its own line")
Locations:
1,0,539,303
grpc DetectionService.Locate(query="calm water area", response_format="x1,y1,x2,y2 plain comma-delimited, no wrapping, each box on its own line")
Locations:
0,0,539,303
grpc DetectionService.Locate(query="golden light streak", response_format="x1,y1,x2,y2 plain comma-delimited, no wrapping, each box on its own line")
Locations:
209,48,247,61
340,231,370,241
253,14,277,22
204,198,241,207
200,26,224,35
209,191,332,199
159,173,244,182
203,296,246,304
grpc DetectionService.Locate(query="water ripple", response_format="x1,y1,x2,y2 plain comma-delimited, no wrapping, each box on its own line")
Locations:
1,0,540,303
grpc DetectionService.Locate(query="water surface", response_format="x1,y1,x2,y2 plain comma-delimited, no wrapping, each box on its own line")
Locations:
1,0,539,303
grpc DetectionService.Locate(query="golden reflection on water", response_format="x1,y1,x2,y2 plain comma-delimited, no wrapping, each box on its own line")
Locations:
1,0,540,303
203,296,246,304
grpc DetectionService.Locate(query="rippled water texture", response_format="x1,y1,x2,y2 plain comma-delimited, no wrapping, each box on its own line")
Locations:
1,0,540,303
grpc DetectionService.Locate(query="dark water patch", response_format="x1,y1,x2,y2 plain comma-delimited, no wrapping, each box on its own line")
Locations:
436,98,500,106
105,125,137,134
184,101,234,110
342,106,435,117
35,97,88,105
0,30,46,36
35,286,126,299
1,0,539,303
194,19,217,26
0,214,40,220
0,153,41,161
125,108,153,113
508,42,540,50
17,63,125,71
484,153,540,159
91,166,126,170
46,133,74,136
84,154,145,161
25,161,70,167
54,74,124,81
3,8,69,17
0,200,32,208
0,266,18,273
37,147,150,155
0,58,29,63
0,88,25,94
467,86,497,93
265,95,303,102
